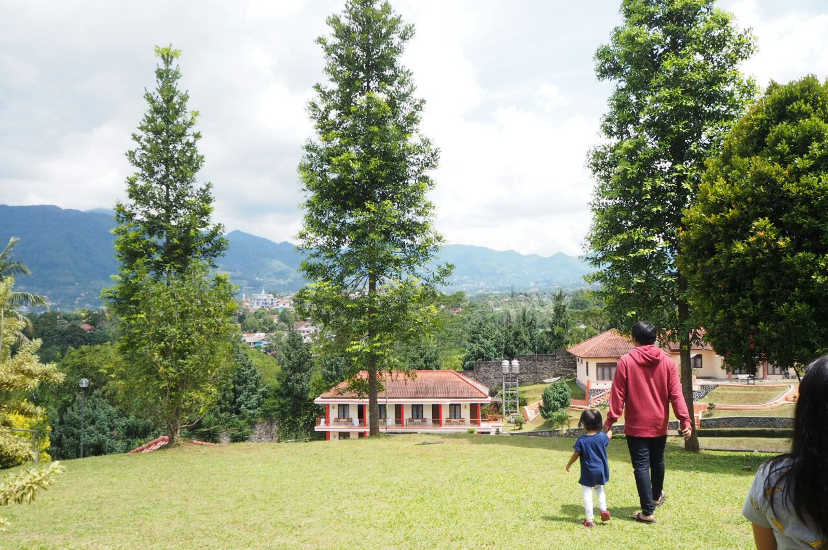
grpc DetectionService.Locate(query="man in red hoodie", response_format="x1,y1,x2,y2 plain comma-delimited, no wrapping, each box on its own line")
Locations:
603,321,692,524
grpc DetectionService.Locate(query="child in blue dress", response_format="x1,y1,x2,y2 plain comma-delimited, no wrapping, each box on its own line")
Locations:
566,409,612,527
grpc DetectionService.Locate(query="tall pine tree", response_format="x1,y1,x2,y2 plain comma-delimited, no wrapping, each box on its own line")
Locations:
586,0,755,450
297,0,449,436
107,45,226,313
105,46,234,446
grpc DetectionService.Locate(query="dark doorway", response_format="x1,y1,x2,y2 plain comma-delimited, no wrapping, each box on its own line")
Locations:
432,404,440,425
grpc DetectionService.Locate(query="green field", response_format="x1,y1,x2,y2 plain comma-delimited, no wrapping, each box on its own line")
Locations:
699,385,789,405
519,379,585,404
4,434,770,549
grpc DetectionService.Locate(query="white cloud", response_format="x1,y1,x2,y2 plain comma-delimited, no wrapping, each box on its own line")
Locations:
1,0,826,258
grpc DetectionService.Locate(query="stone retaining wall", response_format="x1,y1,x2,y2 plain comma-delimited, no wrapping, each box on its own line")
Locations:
699,416,793,429
463,351,577,391
248,420,279,443
694,384,718,400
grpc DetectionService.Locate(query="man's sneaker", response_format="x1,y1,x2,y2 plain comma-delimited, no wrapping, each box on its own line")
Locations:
583,520,595,528
600,510,611,522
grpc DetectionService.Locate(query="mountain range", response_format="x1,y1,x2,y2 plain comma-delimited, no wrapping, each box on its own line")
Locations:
0,204,592,309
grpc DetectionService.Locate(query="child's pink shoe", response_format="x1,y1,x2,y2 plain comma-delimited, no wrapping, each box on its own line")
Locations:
600,510,611,522
583,520,595,528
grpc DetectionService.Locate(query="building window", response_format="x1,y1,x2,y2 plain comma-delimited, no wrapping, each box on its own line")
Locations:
597,362,616,381
338,432,349,440
411,404,423,419
692,354,703,369
337,404,349,419
449,404,461,419
378,404,387,419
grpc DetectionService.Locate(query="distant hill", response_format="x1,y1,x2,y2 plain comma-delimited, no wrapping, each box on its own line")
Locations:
0,204,591,309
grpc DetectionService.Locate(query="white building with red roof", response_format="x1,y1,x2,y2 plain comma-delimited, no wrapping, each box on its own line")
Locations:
568,329,789,390
314,370,501,440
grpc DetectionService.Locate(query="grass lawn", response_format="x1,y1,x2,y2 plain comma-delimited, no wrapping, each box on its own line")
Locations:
519,379,585,404
705,404,795,418
4,435,770,549
699,385,789,405
696,437,791,453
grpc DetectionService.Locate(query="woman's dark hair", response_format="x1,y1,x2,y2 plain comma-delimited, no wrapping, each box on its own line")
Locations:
631,321,657,345
579,409,603,431
764,354,828,536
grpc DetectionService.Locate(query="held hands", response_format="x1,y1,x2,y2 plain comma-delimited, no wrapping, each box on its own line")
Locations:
681,426,692,440
605,429,613,440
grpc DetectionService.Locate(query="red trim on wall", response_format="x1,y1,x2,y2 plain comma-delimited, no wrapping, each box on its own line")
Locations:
439,404,443,427
475,403,481,426
325,404,330,426
326,431,330,441
401,404,405,427
361,404,366,426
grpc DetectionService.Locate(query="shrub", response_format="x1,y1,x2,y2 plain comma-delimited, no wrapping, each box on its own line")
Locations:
539,381,571,419
549,409,570,429
512,414,525,429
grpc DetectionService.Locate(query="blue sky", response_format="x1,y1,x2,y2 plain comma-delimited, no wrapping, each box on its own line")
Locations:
1,0,826,255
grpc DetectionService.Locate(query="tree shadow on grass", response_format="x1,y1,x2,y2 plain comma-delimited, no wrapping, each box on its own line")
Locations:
459,434,770,476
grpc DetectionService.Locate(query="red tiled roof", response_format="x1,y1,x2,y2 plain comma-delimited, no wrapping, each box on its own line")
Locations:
568,329,635,359
318,370,489,400
568,328,716,359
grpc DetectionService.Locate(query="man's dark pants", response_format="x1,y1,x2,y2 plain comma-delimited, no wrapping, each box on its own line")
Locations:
626,435,667,516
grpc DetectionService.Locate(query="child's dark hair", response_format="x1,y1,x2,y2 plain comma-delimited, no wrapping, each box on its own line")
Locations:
764,354,828,536
579,409,603,431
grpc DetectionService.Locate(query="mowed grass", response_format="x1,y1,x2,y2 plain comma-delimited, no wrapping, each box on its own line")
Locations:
699,385,789,405
4,434,770,549
519,379,585,404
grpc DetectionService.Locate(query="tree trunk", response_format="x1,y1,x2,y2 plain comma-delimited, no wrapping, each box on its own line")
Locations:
367,274,379,436
368,358,379,436
678,298,700,452
167,414,181,447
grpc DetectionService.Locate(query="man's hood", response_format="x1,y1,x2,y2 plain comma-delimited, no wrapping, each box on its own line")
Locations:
628,344,663,367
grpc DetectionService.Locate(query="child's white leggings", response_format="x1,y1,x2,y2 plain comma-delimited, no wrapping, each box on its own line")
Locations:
582,484,607,521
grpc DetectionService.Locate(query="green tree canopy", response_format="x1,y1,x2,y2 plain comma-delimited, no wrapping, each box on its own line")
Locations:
0,278,64,467
586,0,756,450
297,0,449,435
105,46,234,446
682,76,828,374
115,265,236,445
273,331,315,440
107,45,226,314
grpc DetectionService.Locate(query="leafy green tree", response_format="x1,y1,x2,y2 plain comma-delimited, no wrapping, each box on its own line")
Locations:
189,345,266,442
462,316,503,368
568,290,609,343
106,45,227,314
0,278,64,467
538,290,570,352
297,0,449,435
586,0,756,450
273,331,315,440
105,45,234,447
683,76,828,376
115,266,236,446
50,391,157,459
539,380,571,419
